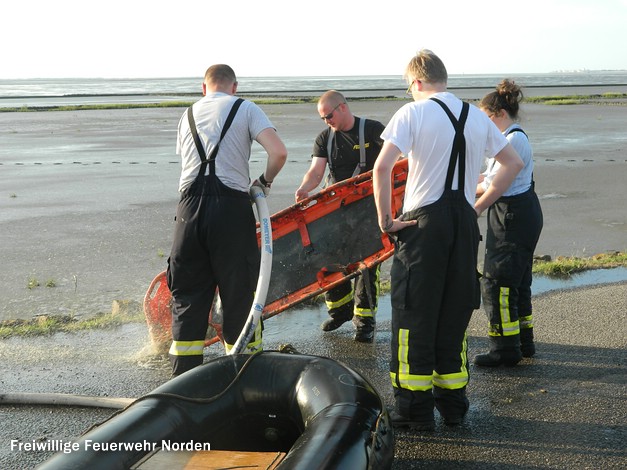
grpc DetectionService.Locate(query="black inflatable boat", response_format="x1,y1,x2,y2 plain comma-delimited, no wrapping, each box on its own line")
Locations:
39,351,394,469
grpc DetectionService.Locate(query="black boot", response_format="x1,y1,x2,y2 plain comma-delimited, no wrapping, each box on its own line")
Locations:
321,314,352,331
391,388,435,431
474,335,522,367
520,328,536,357
353,316,375,343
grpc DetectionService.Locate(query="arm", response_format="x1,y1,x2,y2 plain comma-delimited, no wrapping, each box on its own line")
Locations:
474,143,524,216
295,157,327,202
256,128,287,183
373,142,416,233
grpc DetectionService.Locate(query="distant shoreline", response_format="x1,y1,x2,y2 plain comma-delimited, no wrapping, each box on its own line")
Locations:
1,87,626,113
2,82,627,100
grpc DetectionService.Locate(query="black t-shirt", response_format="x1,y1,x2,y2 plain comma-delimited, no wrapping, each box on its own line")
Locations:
312,116,385,182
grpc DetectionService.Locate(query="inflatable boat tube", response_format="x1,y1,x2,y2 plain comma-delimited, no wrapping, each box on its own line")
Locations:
39,352,394,470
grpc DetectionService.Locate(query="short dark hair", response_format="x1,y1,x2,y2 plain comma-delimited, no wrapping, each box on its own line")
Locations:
204,64,237,85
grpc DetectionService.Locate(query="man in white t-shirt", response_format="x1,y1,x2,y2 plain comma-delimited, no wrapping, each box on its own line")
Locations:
373,50,523,430
167,64,287,377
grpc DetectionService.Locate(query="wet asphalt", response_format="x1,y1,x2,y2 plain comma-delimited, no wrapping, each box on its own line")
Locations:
1,281,626,469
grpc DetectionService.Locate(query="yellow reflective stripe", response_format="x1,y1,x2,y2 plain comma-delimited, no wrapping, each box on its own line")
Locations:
398,328,410,376
354,268,380,316
325,290,354,309
224,321,263,355
354,308,374,317
488,321,520,337
169,340,204,356
391,328,433,391
390,372,433,391
502,320,520,336
433,332,469,389
433,372,468,389
520,314,533,329
224,341,263,355
499,287,511,323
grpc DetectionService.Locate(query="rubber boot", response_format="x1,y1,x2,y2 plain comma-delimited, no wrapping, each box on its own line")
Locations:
322,285,354,331
434,387,469,426
321,305,353,331
474,335,522,367
520,328,536,357
353,316,375,343
391,388,435,431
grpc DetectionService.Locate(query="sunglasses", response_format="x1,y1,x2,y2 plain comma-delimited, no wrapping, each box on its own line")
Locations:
320,103,343,121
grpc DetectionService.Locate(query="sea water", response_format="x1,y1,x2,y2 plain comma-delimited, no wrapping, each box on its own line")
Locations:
1,70,626,102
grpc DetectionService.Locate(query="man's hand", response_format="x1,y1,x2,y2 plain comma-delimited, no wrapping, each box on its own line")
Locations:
380,217,417,233
252,173,272,196
295,188,308,202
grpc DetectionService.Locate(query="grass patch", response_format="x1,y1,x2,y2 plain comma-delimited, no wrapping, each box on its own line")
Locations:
0,311,145,340
532,251,627,276
2,253,624,338
525,92,627,105
0,95,404,113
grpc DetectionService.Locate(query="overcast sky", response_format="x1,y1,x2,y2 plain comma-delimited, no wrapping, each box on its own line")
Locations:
2,0,626,79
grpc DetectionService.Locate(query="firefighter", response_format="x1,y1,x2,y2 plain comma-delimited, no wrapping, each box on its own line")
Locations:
474,79,544,367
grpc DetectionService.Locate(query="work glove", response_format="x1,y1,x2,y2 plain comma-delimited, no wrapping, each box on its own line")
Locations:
251,173,272,197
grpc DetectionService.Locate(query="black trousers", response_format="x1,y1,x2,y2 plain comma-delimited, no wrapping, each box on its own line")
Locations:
390,192,480,419
167,175,259,375
324,265,380,322
481,188,543,337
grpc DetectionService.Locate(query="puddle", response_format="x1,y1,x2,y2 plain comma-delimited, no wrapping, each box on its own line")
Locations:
263,267,627,342
532,267,627,294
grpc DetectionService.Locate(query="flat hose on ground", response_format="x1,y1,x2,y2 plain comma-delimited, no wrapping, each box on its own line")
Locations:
0,392,134,409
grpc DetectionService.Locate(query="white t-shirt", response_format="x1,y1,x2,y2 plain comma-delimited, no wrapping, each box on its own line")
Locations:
480,124,533,196
381,92,508,211
176,93,275,192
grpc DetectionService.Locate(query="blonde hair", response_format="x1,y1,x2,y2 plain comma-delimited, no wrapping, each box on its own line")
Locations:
404,49,448,85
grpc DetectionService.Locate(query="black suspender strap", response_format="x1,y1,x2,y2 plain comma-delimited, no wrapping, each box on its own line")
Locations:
326,128,335,174
505,126,535,188
354,117,366,178
506,127,528,138
430,97,470,191
187,98,244,176
325,117,367,182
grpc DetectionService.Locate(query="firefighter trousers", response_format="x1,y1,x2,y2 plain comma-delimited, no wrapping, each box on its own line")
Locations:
481,188,543,342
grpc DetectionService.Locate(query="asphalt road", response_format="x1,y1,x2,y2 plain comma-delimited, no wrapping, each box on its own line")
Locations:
1,281,625,469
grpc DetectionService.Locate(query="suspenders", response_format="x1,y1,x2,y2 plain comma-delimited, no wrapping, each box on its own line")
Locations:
326,116,367,183
505,126,535,188
506,127,528,138
187,98,244,176
430,97,470,191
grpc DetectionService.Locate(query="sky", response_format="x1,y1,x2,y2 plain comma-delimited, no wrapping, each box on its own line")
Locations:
2,0,627,79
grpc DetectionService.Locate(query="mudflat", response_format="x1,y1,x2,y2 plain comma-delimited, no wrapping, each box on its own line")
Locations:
1,97,625,321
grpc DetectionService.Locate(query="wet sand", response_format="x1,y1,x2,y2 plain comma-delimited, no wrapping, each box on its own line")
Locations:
1,98,625,321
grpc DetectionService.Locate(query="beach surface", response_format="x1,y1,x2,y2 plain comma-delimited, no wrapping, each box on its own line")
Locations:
1,98,625,322
0,93,626,468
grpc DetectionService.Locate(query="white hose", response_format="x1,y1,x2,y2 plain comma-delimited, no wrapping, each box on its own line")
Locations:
228,185,273,355
0,392,134,409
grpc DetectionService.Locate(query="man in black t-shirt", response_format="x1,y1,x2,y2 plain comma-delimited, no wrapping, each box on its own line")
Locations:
295,90,385,343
